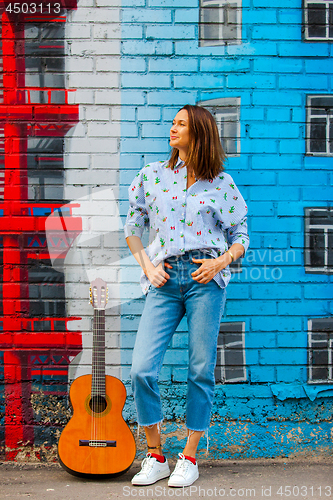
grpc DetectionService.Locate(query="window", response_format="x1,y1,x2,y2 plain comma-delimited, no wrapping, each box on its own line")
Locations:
199,0,242,47
27,138,64,201
304,207,333,273
215,322,246,383
198,97,241,156
304,0,333,41
308,318,333,383
306,95,333,155
29,260,66,319
25,23,65,102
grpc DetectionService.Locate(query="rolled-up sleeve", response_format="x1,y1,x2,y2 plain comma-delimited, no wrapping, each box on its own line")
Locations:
226,214,250,254
123,169,149,239
221,177,250,254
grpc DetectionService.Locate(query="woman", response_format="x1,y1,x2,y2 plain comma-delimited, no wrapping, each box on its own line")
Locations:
124,105,249,488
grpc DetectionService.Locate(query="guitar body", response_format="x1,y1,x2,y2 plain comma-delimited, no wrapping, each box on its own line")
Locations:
58,374,136,477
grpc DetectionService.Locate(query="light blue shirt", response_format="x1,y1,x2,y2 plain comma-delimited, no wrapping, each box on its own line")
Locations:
124,158,249,295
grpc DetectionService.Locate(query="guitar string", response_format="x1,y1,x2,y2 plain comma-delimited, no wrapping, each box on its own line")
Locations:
91,288,106,446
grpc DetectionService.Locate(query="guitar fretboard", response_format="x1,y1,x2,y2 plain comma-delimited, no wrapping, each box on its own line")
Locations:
92,308,106,397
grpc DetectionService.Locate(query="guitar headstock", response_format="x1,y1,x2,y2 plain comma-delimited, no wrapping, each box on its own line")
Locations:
89,278,109,310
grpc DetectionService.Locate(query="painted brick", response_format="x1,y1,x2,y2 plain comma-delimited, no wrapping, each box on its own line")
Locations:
278,139,304,155
246,332,276,348
249,123,301,139
146,24,196,39
304,156,332,170
249,202,275,216
147,90,196,105
122,9,172,23
278,300,330,316
253,58,303,74
250,366,275,383
242,139,278,155
252,24,300,41
200,58,250,73
149,0,196,6
122,40,173,55
121,24,144,39
259,348,305,366
174,8,198,23
227,74,276,90
122,73,171,88
244,8,277,24
279,74,329,91
250,185,300,202
278,171,328,186
304,285,333,300
225,299,277,316
175,41,226,56
302,186,333,201
278,8,302,24
142,123,170,138
239,171,276,186
251,316,303,332
276,367,304,383
67,137,118,153
252,91,302,106
305,58,333,74
137,107,161,121
121,138,169,153
121,58,146,72
70,40,120,56
252,0,298,7
85,106,110,121
266,107,291,122
278,41,330,58
174,74,226,89
150,57,198,72
119,91,146,105
235,41,278,56
251,284,302,300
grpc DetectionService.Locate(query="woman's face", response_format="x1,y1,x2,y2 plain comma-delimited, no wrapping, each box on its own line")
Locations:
169,109,190,157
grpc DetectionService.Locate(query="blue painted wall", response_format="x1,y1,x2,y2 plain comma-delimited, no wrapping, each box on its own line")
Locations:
119,0,333,458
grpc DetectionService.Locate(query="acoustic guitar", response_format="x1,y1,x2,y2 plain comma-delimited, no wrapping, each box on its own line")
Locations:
58,278,136,477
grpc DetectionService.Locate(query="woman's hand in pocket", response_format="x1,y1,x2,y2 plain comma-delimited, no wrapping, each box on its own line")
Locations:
145,261,173,288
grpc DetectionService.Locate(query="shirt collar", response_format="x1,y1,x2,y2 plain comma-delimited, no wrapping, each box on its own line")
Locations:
175,157,185,168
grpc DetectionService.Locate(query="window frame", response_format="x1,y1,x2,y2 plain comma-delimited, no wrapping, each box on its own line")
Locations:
215,321,247,383
303,0,333,41
198,97,241,157
304,206,333,274
308,318,333,383
199,0,242,47
306,95,333,157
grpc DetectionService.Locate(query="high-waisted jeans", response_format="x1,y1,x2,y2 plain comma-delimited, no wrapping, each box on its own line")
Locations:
130,249,227,432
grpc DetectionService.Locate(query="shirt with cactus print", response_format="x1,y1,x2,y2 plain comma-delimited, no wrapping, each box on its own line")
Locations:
124,158,249,295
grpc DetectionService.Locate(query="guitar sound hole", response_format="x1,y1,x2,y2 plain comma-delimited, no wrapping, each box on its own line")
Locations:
89,395,107,414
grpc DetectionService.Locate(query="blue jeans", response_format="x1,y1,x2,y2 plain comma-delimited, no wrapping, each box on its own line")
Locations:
130,249,227,432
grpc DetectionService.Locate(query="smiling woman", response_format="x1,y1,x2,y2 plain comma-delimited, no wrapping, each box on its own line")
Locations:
124,104,249,488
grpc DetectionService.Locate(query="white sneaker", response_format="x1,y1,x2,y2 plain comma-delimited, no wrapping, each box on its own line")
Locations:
131,453,170,485
168,453,199,487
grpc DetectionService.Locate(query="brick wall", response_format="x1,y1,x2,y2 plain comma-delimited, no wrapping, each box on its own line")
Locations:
0,0,332,461
119,0,333,459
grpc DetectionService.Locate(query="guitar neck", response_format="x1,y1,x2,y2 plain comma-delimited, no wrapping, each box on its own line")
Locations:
92,308,106,397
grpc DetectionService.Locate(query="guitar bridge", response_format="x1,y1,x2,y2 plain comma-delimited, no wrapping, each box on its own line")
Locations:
79,440,116,448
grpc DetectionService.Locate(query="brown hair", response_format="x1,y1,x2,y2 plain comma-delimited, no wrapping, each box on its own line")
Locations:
169,104,226,180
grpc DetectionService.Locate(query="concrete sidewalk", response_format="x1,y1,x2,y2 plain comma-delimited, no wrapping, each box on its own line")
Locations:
1,456,333,500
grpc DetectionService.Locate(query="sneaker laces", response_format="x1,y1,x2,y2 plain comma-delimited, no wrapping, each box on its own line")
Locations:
173,453,190,477
139,453,156,476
